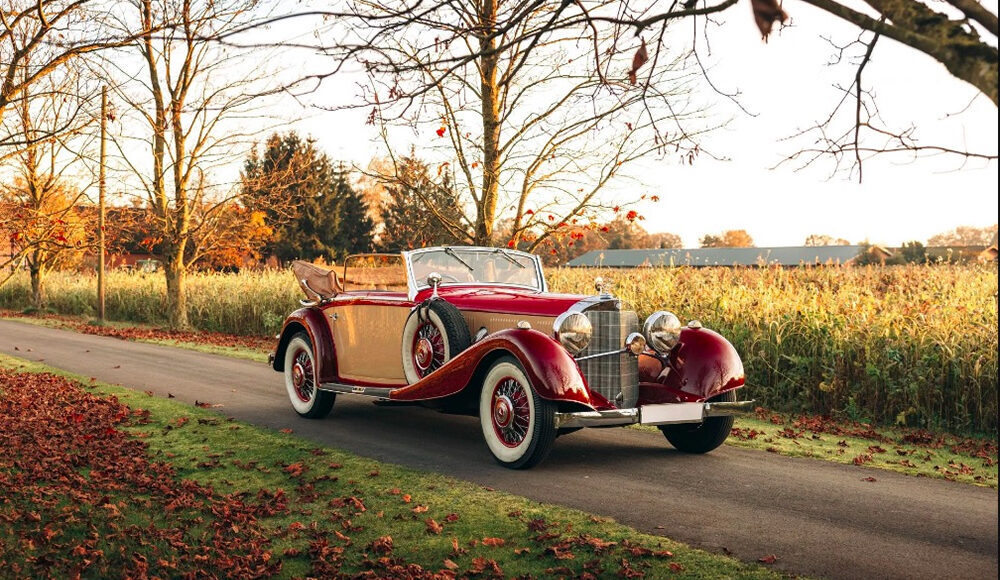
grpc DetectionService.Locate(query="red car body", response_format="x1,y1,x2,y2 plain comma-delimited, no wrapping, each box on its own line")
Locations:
272,247,750,468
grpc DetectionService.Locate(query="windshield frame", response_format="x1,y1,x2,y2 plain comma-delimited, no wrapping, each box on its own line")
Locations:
402,246,548,300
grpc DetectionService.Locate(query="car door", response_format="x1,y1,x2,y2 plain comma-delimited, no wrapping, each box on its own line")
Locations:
326,293,412,385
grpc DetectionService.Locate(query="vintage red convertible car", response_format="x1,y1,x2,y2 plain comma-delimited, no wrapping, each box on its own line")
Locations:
271,246,751,468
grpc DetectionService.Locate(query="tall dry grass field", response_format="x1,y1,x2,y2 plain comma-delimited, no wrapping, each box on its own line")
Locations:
1,264,996,434
549,265,998,435
0,269,299,336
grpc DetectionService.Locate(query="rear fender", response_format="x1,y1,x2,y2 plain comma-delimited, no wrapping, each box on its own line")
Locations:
637,326,745,404
272,307,338,384
390,328,594,409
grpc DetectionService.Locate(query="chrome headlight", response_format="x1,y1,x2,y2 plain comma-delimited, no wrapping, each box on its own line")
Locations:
553,312,592,355
643,311,681,353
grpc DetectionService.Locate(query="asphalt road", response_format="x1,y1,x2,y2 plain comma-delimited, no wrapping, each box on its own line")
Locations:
1,319,997,580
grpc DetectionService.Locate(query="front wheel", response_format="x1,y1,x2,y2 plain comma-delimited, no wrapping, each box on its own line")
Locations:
284,333,335,419
479,356,556,469
659,390,736,453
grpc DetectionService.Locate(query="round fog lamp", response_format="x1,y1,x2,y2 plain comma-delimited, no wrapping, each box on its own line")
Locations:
625,332,646,355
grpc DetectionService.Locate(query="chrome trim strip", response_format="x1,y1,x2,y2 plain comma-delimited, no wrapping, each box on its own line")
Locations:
564,294,622,314
318,382,395,400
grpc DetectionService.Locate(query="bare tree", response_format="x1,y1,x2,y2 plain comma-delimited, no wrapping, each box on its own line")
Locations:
103,0,276,328
804,234,851,246
927,224,998,246
320,1,710,249
254,1,994,185
467,0,997,105
0,61,96,306
0,0,154,161
701,228,754,247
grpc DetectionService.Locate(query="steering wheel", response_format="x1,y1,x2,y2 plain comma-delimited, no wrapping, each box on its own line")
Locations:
438,273,461,283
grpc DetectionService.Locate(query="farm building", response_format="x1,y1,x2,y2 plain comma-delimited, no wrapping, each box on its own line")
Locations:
976,230,997,262
566,245,892,268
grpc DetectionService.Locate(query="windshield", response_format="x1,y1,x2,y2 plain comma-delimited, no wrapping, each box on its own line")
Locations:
408,247,544,291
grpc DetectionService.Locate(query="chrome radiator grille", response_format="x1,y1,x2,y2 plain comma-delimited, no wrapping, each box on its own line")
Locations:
576,309,640,408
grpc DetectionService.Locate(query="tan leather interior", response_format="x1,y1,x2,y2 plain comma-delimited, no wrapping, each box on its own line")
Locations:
343,262,408,292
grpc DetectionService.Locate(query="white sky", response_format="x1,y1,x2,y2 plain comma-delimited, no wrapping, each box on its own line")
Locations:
276,0,998,248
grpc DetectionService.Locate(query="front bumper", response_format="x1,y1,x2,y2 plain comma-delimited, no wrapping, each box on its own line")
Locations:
553,399,755,429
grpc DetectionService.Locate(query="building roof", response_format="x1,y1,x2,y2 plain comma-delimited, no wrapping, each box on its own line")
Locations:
566,246,872,268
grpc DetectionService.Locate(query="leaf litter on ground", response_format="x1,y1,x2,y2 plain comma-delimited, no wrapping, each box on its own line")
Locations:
0,360,781,579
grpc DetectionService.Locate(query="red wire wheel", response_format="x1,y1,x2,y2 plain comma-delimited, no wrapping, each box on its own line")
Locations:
489,376,532,447
411,320,446,378
401,300,471,384
283,333,335,418
479,356,556,469
291,347,315,402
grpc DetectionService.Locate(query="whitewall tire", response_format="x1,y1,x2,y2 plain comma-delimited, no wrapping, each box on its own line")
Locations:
284,333,335,418
479,356,556,469
401,300,471,384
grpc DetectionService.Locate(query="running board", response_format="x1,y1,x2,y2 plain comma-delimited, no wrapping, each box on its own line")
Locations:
318,382,395,400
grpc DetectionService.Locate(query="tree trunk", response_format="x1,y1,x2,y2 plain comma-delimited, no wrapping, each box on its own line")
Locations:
29,265,45,310
163,249,189,330
475,0,501,246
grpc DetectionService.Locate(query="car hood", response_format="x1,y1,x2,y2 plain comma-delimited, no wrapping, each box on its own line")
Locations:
416,286,586,317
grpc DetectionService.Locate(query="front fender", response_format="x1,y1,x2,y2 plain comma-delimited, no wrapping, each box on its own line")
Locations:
390,328,595,409
638,326,745,404
272,307,338,384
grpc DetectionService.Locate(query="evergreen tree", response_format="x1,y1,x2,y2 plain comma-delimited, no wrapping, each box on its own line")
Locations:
331,163,375,258
901,241,927,264
241,132,374,263
378,153,466,251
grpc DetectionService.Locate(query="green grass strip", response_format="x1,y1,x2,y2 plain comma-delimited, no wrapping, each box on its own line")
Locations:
0,353,784,579
727,413,998,488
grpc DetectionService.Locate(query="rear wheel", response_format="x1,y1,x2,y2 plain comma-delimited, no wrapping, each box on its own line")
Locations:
659,390,736,453
479,356,556,469
284,333,335,418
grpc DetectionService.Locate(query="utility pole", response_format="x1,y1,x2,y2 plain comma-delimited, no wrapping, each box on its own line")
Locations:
98,86,107,321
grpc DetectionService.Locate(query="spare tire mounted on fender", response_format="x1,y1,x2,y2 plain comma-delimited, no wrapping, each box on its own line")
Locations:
401,299,471,383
